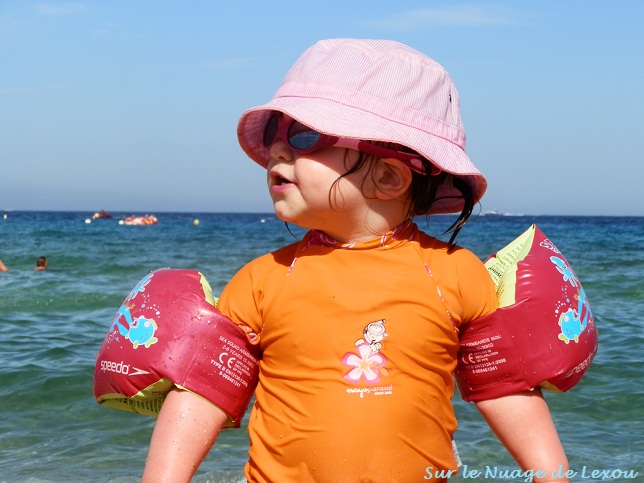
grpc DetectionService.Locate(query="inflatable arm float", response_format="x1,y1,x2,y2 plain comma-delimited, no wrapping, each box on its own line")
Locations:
456,225,598,401
93,269,260,428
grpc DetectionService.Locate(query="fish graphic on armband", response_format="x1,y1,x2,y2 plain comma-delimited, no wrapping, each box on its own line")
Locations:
550,256,594,344
110,304,159,349
558,288,593,344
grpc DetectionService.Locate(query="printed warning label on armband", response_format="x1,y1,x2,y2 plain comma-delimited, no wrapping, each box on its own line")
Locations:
209,335,259,389
459,333,508,375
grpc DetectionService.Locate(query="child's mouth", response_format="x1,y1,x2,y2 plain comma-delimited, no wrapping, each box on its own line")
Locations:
270,171,293,186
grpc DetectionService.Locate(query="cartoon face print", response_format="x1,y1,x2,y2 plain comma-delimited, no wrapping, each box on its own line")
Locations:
343,319,390,385
355,319,388,353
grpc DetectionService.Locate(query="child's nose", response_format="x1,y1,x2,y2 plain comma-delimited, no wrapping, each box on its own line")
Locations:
268,138,295,162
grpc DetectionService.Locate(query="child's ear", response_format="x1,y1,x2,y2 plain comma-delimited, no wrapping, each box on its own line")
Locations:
372,158,413,200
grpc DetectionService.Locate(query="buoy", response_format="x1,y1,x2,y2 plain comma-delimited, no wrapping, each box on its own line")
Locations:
193,219,200,226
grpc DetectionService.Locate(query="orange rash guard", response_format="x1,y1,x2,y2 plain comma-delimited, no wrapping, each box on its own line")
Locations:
217,222,497,482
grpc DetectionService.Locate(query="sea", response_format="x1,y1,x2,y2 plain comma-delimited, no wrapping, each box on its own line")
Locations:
0,211,642,483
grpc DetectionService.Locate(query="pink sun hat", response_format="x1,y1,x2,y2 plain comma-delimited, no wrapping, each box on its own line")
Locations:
237,38,487,214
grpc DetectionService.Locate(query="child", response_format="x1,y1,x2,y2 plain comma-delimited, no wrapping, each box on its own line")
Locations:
35,256,47,271
142,39,568,482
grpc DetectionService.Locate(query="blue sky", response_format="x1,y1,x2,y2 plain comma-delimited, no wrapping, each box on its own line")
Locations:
2,1,643,216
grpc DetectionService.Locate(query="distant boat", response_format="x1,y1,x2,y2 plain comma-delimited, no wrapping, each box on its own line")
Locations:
480,209,525,217
121,215,158,226
92,210,111,219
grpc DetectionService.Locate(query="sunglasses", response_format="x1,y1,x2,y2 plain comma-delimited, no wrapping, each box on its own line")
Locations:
263,112,427,174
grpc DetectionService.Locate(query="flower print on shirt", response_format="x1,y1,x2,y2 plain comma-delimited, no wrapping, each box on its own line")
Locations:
342,319,389,384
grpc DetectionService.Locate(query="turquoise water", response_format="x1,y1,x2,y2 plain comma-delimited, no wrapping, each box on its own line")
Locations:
1,212,642,482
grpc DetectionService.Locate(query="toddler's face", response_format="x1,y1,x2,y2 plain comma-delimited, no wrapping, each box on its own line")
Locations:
266,116,375,239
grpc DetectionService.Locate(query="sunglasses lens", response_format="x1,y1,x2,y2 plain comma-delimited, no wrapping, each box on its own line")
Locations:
289,131,321,150
263,114,323,152
288,122,321,151
263,114,280,147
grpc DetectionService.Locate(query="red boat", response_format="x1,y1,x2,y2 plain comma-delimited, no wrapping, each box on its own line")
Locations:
122,215,158,226
92,210,111,219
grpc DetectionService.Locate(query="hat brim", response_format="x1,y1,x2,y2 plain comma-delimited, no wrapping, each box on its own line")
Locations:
237,97,486,215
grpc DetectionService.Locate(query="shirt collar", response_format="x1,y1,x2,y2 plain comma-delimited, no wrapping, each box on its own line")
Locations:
306,220,417,250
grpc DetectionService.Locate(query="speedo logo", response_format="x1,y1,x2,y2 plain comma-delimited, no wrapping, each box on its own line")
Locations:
100,359,150,376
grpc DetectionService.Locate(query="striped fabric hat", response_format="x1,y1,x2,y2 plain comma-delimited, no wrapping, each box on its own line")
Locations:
237,38,487,214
